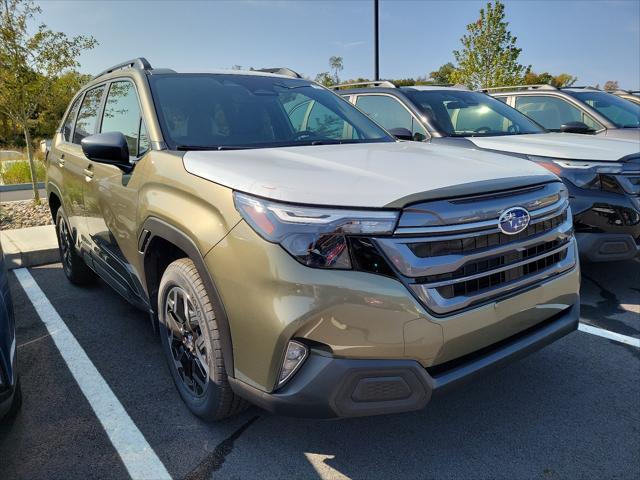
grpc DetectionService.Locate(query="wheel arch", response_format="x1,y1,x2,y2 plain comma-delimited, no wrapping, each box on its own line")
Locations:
47,184,63,222
139,217,235,377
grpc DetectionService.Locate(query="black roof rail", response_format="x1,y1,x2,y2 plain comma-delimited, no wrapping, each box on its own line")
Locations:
480,84,558,93
255,67,302,78
559,85,599,90
331,80,396,90
93,57,152,79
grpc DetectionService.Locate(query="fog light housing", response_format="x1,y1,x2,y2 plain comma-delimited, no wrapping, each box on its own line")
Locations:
277,341,308,388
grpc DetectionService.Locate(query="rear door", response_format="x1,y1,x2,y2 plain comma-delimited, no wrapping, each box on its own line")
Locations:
82,79,150,303
54,85,106,250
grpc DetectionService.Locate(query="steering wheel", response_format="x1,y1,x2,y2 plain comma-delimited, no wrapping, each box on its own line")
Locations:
474,126,492,133
507,124,520,134
292,130,322,141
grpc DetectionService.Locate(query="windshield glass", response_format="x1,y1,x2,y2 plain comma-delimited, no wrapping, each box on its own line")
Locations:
149,74,393,150
402,89,544,137
566,91,640,128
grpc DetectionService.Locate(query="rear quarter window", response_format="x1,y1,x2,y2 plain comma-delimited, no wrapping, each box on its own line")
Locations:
62,96,82,142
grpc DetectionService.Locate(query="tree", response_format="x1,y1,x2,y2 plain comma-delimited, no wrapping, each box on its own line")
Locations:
0,0,96,202
35,71,91,139
314,72,334,87
429,63,456,84
450,0,529,89
603,80,619,91
551,73,577,88
524,71,577,87
329,56,343,84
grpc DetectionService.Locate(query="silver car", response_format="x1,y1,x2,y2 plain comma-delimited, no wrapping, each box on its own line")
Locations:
486,85,640,141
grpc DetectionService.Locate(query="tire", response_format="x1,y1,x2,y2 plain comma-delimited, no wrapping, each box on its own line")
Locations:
158,258,247,421
5,377,22,419
55,208,95,285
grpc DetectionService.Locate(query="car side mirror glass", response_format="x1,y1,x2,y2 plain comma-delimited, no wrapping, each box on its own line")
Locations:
388,127,414,141
559,121,593,134
81,132,130,166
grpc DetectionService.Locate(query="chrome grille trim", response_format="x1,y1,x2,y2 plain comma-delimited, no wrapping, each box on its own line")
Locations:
377,214,573,278
394,198,568,236
409,240,577,315
373,181,576,316
396,182,566,232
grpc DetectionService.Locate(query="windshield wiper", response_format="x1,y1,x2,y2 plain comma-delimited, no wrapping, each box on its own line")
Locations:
175,145,255,151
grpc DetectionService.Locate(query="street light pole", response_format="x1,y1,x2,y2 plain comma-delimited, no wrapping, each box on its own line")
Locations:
374,0,379,80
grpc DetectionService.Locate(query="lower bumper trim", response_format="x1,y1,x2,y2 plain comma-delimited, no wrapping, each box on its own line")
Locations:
576,232,640,262
230,303,579,419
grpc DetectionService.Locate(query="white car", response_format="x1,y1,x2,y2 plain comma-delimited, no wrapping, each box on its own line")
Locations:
336,83,640,262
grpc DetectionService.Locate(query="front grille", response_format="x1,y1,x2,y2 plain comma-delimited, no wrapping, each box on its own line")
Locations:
408,211,567,258
374,182,577,316
437,247,568,299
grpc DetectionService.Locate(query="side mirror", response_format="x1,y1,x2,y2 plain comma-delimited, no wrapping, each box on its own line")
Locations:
388,127,414,141
560,121,593,134
81,132,130,166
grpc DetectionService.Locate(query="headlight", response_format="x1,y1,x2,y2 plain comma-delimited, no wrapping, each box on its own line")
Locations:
528,156,625,191
234,192,399,269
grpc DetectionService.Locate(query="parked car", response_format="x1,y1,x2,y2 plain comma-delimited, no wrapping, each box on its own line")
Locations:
611,89,640,106
47,58,581,420
0,241,21,420
336,82,640,262
483,85,640,140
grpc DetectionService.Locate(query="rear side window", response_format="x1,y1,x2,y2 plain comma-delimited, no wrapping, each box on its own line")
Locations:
514,95,602,131
62,96,82,142
101,81,147,156
73,86,105,144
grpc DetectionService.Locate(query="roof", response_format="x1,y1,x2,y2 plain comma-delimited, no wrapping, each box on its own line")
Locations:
400,85,469,92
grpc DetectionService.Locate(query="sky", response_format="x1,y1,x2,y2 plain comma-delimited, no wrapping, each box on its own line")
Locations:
38,0,640,89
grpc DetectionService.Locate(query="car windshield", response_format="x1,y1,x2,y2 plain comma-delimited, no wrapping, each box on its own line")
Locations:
565,91,640,128
402,89,544,137
148,74,393,150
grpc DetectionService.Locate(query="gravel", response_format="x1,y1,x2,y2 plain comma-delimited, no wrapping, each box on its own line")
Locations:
0,200,53,230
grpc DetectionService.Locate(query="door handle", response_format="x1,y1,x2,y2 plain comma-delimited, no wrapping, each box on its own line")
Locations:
58,153,65,168
84,164,94,180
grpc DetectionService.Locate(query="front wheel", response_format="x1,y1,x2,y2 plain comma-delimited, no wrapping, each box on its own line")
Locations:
55,208,95,285
158,258,247,421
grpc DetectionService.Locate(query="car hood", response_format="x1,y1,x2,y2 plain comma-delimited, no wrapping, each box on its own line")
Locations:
182,142,555,208
600,128,640,142
466,132,639,161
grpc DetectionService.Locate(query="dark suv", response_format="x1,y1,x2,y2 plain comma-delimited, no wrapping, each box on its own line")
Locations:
336,82,640,262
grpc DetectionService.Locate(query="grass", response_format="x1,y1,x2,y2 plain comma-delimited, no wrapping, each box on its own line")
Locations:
0,160,46,185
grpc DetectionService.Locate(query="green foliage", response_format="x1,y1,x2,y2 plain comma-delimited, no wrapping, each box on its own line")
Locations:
1,160,45,184
451,0,529,89
329,56,343,84
524,71,577,87
0,0,96,201
429,63,457,84
603,80,619,91
315,72,335,87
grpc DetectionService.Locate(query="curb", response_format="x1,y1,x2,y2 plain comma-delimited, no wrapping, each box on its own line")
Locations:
0,182,46,192
0,225,59,269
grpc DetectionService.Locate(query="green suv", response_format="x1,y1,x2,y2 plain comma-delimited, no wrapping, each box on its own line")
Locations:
47,58,580,420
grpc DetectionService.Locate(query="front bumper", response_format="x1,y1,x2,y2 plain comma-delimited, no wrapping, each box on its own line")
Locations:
568,182,640,262
229,303,579,418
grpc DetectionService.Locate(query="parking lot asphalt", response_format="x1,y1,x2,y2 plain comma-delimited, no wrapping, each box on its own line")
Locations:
0,259,638,480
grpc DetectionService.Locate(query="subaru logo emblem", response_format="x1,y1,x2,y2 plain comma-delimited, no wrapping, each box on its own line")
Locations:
498,207,530,235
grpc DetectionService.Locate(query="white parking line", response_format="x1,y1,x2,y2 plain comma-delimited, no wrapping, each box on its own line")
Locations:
14,268,171,480
578,322,640,348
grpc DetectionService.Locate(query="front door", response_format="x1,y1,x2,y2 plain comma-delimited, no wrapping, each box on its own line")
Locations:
82,79,150,304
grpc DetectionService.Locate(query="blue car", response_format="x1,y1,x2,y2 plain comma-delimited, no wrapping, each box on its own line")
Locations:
0,241,21,419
